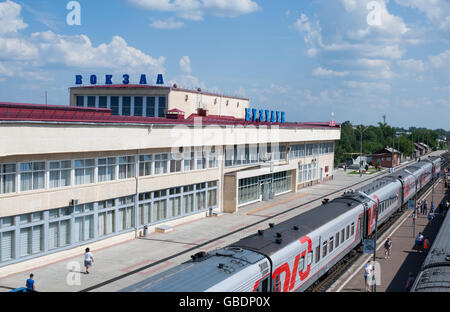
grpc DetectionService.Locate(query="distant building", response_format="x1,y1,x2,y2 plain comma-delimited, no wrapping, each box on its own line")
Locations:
371,147,401,168
414,142,427,156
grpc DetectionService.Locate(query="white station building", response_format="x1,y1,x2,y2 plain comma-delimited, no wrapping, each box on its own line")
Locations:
0,81,340,269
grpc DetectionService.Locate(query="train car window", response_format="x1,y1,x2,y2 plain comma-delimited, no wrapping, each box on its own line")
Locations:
341,229,345,243
329,237,334,253
299,257,305,272
335,232,340,247
346,225,350,240
315,246,320,263
307,252,313,265
351,222,355,236
322,241,328,257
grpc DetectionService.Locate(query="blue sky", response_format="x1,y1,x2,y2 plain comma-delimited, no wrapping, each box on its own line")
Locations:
0,0,449,130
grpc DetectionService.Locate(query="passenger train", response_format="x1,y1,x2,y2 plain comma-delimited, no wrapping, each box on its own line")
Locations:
121,156,442,292
411,193,450,292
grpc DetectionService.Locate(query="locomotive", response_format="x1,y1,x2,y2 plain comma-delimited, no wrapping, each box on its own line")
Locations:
121,156,442,292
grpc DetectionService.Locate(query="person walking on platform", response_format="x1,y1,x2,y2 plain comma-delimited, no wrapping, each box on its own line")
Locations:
415,233,424,252
405,272,415,292
422,200,428,215
428,211,434,222
364,261,373,292
84,248,94,274
423,237,431,254
384,238,393,259
430,202,435,213
418,201,423,214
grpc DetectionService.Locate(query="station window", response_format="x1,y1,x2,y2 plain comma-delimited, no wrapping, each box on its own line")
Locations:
154,154,168,175
158,97,166,117
118,156,135,179
74,159,95,185
170,153,182,173
99,96,107,108
20,162,45,191
98,158,116,182
122,96,131,116
76,96,84,107
146,97,155,117
1,164,16,194
139,155,152,177
110,96,119,115
87,96,96,108
134,97,143,116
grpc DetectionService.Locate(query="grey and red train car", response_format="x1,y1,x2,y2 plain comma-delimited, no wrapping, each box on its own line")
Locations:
121,156,442,292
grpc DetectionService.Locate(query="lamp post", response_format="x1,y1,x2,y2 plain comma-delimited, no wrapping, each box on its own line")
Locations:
353,125,369,177
372,203,379,292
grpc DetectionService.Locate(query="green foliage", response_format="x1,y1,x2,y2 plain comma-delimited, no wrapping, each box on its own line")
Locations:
334,121,446,166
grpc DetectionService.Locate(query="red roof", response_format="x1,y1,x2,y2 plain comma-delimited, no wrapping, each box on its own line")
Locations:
0,102,340,129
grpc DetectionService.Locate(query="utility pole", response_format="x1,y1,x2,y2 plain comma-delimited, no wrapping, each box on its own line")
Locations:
372,203,379,292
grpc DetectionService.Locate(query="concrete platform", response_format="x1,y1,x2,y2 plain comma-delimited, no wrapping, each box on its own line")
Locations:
0,152,443,292
329,179,449,293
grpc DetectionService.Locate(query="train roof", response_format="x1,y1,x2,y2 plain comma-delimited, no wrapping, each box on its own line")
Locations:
413,211,450,292
357,177,400,196
119,247,266,292
230,194,366,256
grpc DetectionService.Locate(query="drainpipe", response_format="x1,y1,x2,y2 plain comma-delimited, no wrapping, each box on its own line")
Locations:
134,149,140,238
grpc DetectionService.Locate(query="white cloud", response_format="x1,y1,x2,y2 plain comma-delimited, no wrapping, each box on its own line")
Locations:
345,80,391,92
0,1,166,80
312,66,348,77
397,58,426,71
395,0,450,30
128,0,260,22
0,0,27,34
30,31,166,72
429,50,450,68
150,17,184,29
179,56,192,74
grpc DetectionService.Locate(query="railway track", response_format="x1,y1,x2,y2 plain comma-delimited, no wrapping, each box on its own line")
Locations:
306,154,450,292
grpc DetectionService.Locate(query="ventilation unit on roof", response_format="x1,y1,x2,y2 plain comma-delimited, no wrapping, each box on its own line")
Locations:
269,223,275,228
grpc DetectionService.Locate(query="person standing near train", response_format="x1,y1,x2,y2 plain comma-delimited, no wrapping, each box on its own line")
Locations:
364,261,374,292
423,237,431,254
384,238,393,259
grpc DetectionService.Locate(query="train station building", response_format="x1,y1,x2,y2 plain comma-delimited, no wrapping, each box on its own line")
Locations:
0,82,340,268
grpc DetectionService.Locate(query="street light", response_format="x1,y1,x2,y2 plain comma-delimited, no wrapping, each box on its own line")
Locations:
353,125,369,177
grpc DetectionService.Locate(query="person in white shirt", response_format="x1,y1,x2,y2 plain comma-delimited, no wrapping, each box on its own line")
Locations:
84,248,94,274
364,261,374,292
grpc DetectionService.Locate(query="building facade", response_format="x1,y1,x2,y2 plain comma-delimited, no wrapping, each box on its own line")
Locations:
0,85,340,268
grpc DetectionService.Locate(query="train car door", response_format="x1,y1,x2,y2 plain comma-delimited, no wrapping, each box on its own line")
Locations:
363,202,371,238
255,277,270,292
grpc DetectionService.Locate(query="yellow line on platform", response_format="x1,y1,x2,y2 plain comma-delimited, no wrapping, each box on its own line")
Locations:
246,193,308,215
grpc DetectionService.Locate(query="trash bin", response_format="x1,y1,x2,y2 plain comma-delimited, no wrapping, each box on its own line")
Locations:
209,207,213,217
143,225,148,236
